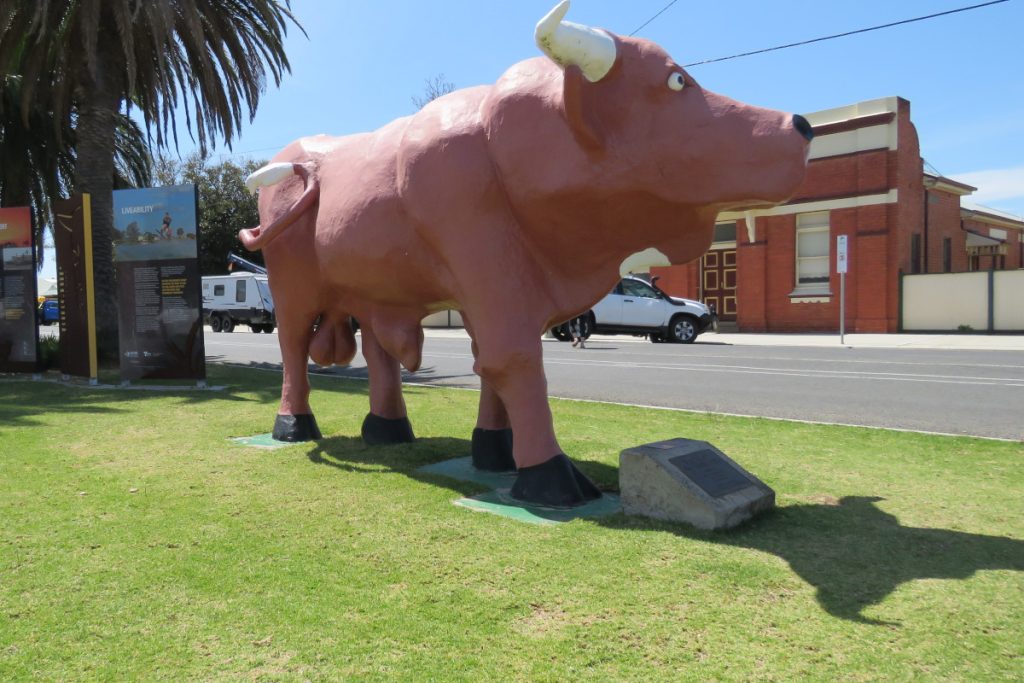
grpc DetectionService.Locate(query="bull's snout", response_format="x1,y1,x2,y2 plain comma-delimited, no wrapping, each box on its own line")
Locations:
793,114,814,141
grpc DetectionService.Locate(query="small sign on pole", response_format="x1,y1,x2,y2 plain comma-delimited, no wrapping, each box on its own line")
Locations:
837,235,848,343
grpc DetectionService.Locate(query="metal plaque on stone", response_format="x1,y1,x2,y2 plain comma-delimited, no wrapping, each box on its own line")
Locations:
619,438,774,530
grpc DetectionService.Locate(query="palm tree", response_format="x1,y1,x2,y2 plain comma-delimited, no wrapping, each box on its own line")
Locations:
0,75,74,253
0,1,301,359
1,75,152,267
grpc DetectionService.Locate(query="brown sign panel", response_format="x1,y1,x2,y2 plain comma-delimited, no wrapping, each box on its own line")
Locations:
0,206,39,372
53,195,98,379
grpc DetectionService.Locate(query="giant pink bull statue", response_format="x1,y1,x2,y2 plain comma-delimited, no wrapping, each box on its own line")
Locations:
240,1,812,507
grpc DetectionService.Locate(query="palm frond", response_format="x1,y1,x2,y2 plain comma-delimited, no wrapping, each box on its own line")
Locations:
1,0,301,155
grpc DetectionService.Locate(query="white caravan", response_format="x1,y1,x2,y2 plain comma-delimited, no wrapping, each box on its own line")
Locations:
201,272,276,333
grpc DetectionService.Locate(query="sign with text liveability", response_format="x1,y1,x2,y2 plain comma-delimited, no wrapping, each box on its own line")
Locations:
0,206,39,373
113,185,205,381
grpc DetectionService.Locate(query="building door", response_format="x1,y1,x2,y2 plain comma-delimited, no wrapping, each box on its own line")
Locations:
701,249,737,322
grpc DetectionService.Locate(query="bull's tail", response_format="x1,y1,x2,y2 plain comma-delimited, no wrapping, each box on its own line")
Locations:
238,161,320,251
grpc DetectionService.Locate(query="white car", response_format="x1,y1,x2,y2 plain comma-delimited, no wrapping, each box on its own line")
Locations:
552,276,717,344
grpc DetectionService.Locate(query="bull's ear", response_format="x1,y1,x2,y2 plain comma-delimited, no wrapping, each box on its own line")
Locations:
563,64,604,151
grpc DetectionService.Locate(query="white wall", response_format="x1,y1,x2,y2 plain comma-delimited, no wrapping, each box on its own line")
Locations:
902,270,1024,331
421,310,464,328
994,271,1024,330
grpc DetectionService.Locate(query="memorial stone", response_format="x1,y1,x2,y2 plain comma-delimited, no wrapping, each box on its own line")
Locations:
620,438,775,530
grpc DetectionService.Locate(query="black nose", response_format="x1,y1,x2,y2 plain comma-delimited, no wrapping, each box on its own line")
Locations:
793,114,814,141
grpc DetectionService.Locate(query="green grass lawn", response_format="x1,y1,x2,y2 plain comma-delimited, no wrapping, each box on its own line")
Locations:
1,365,1022,681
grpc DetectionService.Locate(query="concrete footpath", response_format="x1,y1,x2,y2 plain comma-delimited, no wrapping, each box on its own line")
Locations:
421,327,1024,351
695,331,1024,351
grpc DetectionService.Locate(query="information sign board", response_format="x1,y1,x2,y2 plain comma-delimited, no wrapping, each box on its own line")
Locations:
113,185,205,380
0,206,39,372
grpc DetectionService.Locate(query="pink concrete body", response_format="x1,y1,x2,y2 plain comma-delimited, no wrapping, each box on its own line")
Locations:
241,28,810,467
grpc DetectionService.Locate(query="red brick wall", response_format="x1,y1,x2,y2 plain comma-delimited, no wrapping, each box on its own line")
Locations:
962,218,1023,271
994,225,1023,270
650,261,698,299
925,190,969,273
890,100,923,331
792,149,895,202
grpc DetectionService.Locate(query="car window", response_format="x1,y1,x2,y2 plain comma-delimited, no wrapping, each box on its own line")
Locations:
621,279,659,298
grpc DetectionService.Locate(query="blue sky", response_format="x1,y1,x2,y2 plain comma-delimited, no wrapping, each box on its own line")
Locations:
36,0,1024,279
185,0,1023,217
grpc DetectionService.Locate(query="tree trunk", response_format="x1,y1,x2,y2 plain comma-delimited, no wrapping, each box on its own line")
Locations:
73,42,123,364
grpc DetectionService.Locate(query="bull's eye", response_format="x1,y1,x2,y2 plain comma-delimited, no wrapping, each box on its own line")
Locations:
667,72,686,91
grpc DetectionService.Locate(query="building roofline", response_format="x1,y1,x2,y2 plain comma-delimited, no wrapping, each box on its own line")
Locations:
923,172,976,196
961,205,1024,231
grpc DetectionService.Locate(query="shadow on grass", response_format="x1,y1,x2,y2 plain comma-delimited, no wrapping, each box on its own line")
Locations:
605,495,1024,625
304,434,1024,626
303,431,620,499
0,363,293,427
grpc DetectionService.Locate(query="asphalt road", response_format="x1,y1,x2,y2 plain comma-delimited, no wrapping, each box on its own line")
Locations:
205,329,1024,441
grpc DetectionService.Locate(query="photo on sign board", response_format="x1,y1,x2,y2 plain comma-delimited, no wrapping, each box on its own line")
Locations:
113,185,197,262
2,247,33,270
0,208,31,248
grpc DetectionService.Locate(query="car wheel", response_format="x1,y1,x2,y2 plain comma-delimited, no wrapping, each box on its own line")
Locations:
669,315,698,344
210,315,223,333
650,332,666,343
222,317,235,333
249,324,261,334
551,324,572,342
264,324,275,334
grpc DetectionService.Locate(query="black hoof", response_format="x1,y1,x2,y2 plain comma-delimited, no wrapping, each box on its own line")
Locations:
361,413,416,446
272,413,322,442
509,453,602,508
471,427,516,472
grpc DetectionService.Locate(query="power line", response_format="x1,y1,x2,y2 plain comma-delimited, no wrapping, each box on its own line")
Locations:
629,0,680,36
682,0,1011,67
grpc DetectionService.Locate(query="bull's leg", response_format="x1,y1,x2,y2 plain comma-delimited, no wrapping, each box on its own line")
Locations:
467,331,515,472
273,307,322,442
359,325,415,445
472,379,515,472
472,332,600,507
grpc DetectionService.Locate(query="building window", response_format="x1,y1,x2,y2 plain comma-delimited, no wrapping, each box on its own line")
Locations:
794,212,830,295
712,221,737,246
910,234,922,274
943,238,952,273
235,279,247,303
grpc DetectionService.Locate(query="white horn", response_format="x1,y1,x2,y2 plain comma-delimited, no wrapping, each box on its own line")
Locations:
535,1,617,83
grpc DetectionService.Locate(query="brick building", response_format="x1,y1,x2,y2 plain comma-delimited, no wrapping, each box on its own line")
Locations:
651,97,1024,333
